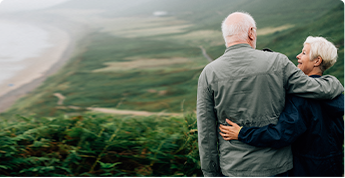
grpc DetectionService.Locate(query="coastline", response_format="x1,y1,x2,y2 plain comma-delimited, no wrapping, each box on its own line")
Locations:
0,24,75,113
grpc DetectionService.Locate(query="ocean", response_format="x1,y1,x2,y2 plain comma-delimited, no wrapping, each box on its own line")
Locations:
0,20,52,87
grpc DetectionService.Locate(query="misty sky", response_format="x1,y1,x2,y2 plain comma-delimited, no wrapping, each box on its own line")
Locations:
0,0,70,12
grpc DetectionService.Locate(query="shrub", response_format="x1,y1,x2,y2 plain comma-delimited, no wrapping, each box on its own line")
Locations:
0,113,202,176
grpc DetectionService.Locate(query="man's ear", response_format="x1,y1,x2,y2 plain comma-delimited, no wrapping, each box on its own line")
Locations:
314,56,323,67
248,27,255,40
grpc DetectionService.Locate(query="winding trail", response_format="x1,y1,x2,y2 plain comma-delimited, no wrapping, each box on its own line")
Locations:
53,93,66,105
53,46,212,117
54,92,183,117
87,107,183,117
199,46,213,62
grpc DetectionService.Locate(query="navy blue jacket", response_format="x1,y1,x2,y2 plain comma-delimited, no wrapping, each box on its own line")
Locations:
238,75,344,176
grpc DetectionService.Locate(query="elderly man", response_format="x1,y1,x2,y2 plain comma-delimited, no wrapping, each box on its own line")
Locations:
196,12,343,177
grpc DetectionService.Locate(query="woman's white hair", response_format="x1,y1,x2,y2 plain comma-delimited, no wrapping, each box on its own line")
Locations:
304,36,338,72
221,12,256,44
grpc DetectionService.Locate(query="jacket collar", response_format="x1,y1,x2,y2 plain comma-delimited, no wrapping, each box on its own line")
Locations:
309,75,321,78
225,43,252,53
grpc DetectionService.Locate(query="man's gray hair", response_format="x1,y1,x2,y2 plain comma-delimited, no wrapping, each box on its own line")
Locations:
221,12,256,44
304,36,337,72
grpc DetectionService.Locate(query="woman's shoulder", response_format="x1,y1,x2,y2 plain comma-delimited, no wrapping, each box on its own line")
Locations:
286,93,344,113
285,94,308,105
284,94,321,114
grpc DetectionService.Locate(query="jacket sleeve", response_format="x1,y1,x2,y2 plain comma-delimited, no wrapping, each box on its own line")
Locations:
282,56,343,99
197,70,222,177
323,94,344,117
238,96,307,149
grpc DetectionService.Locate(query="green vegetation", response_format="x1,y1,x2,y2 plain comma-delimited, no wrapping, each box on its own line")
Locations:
258,4,344,81
0,0,343,176
3,0,342,117
208,4,344,84
0,113,201,176
3,32,206,116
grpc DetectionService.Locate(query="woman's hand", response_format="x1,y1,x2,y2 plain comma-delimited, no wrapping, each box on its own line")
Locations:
219,119,241,140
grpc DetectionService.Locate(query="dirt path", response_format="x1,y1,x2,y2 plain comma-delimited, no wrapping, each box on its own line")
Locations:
53,92,183,117
199,46,213,62
53,93,66,105
87,107,183,117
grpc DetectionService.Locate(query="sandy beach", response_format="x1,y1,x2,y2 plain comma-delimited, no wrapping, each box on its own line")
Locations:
0,23,74,113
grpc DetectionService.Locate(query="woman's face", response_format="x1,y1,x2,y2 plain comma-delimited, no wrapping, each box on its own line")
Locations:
296,43,315,75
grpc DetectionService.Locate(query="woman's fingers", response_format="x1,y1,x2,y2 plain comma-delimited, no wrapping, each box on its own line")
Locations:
219,124,229,129
219,126,228,133
226,119,239,127
219,132,231,140
225,119,234,125
223,137,231,141
219,120,240,140
219,125,235,134
226,119,241,132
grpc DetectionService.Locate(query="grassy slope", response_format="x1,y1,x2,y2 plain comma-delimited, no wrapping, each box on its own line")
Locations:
181,0,343,58
4,33,205,116
0,1,343,176
2,0,343,117
260,4,344,84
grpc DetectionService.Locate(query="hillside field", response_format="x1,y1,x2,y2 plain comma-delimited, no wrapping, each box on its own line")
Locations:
2,0,343,117
0,1,343,176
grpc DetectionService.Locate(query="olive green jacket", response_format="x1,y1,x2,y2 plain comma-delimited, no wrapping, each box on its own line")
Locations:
197,43,343,177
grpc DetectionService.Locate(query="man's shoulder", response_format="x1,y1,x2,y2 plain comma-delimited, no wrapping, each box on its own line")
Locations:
202,55,223,72
201,61,216,72
257,48,287,58
254,48,292,67
198,61,217,82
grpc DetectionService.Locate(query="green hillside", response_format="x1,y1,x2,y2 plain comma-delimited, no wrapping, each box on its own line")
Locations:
1,0,343,118
261,4,344,82
0,1,343,176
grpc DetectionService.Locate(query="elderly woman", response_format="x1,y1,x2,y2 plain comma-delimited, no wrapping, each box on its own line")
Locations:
219,36,344,176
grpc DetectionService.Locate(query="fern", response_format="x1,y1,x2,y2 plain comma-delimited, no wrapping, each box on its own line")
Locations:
0,113,202,176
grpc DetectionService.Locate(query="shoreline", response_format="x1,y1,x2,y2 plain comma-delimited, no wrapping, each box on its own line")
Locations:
0,24,75,113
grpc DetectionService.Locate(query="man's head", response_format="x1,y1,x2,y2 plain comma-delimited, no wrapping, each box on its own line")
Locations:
296,36,337,75
221,12,257,48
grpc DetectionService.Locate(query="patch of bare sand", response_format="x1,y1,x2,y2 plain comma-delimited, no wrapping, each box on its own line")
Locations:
87,107,182,117
147,89,168,96
93,57,191,72
257,24,295,36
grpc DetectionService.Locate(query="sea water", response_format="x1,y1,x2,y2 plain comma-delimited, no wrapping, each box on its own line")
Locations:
0,20,52,87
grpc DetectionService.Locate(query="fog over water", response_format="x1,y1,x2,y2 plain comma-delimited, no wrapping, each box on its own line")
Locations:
0,21,53,85
0,0,70,87
0,0,70,12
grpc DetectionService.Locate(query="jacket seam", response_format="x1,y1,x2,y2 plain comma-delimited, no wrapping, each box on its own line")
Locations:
207,71,281,86
202,87,217,174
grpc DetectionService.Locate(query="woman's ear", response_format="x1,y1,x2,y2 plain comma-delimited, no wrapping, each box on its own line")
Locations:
314,56,323,67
